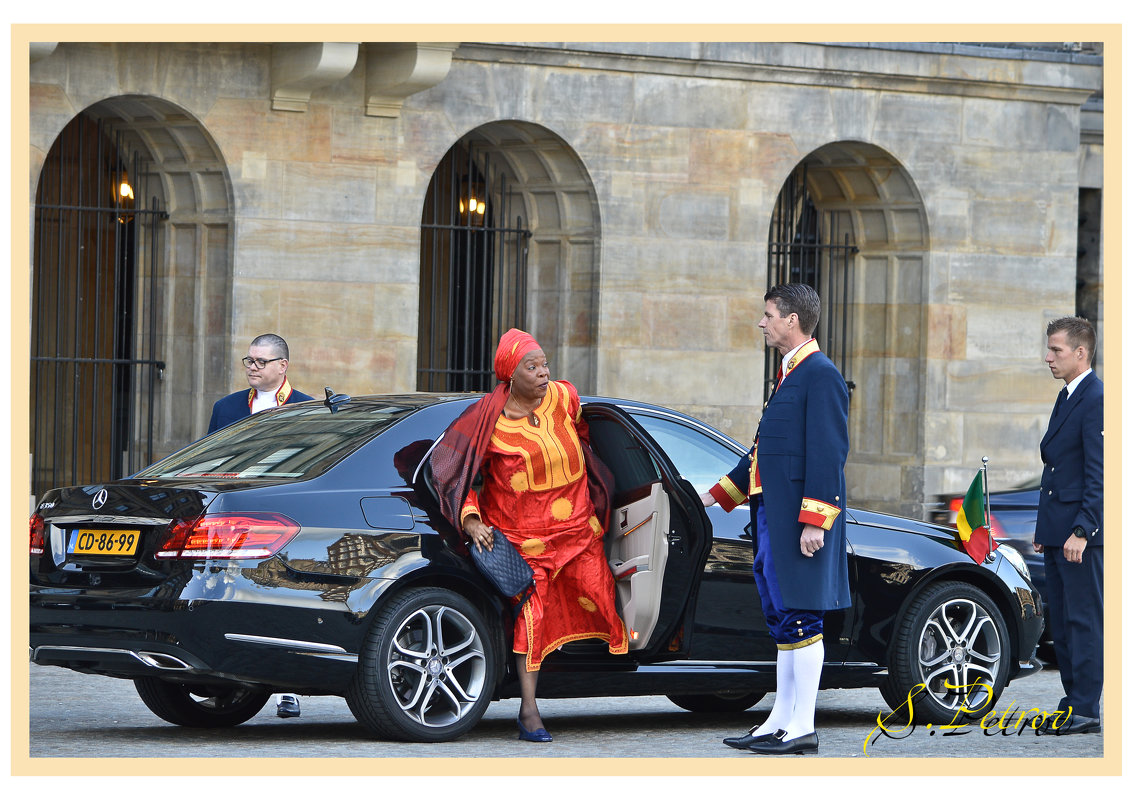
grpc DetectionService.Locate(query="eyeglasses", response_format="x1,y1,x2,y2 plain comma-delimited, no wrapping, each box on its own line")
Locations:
242,356,284,369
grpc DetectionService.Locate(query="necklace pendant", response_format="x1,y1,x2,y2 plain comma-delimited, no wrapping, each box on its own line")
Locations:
530,413,540,427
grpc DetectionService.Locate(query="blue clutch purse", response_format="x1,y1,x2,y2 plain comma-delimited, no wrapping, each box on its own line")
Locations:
468,527,534,598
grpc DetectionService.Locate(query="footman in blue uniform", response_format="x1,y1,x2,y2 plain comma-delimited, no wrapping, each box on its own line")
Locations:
208,332,312,718
704,284,850,756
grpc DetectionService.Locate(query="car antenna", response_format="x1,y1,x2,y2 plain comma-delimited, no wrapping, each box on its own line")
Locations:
323,387,351,413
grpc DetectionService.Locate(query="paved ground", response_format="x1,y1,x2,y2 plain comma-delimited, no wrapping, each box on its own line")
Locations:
20,660,1108,764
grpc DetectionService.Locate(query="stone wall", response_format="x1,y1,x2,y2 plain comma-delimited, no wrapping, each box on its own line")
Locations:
26,39,1103,515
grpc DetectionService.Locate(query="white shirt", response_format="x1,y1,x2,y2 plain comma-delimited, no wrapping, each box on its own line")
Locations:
1065,367,1093,398
778,339,811,385
251,386,283,414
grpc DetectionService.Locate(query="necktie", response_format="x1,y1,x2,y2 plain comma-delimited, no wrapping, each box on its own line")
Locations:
1053,386,1068,417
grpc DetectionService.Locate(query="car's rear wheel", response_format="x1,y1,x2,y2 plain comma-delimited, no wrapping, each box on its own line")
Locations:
133,677,271,727
347,587,499,742
667,690,766,714
881,581,1010,724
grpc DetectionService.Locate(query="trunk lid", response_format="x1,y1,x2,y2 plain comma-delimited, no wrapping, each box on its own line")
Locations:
32,482,216,587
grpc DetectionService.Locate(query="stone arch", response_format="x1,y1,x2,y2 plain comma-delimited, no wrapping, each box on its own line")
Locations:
793,141,931,515
420,120,602,391
32,95,234,472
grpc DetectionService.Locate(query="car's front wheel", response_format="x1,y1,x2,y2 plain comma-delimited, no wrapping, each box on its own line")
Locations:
881,581,1010,724
133,677,271,727
347,587,499,742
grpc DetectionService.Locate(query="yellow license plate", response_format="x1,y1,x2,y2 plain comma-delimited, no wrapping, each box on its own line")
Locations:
71,528,141,556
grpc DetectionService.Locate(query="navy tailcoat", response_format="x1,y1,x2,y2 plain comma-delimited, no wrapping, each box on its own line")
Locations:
717,345,851,611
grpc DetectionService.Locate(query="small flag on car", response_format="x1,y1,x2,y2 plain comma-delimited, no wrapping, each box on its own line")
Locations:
956,468,998,563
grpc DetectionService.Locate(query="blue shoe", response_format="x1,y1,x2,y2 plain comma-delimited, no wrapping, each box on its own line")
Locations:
517,719,552,742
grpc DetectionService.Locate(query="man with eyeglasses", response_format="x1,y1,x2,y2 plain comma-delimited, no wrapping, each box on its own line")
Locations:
207,334,313,718
207,334,313,436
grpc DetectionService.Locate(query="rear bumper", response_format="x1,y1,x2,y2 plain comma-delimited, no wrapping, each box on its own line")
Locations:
30,588,364,693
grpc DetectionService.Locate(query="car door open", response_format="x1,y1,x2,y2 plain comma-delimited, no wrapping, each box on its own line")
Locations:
582,403,712,657
607,480,671,649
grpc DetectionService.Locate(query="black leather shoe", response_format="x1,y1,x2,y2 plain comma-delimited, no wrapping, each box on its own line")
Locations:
724,728,783,749
1050,714,1101,735
276,695,301,718
748,731,819,755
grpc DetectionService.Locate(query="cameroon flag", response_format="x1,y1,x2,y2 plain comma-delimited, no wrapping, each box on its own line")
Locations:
956,470,997,563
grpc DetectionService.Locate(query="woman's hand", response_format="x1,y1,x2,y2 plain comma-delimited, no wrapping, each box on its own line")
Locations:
463,516,495,552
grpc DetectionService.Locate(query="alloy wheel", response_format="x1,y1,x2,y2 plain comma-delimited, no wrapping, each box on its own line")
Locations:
383,602,489,728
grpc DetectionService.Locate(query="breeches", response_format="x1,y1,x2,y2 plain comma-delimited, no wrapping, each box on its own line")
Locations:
752,496,824,648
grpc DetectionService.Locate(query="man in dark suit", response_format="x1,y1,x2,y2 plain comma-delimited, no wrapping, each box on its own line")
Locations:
208,333,313,718
703,283,850,755
1034,316,1104,734
208,333,313,434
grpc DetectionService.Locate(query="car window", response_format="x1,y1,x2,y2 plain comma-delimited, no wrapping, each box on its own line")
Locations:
628,412,741,493
135,403,416,480
587,416,661,496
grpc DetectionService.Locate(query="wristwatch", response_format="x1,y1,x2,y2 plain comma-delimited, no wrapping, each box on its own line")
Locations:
1072,525,1090,540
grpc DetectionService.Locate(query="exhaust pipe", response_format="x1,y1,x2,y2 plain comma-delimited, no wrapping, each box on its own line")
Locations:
32,645,193,671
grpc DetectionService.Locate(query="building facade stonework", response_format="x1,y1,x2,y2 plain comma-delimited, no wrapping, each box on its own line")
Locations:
25,39,1105,517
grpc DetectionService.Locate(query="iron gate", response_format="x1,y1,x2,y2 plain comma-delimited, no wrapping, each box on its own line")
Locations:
418,144,531,392
31,116,166,499
766,164,858,403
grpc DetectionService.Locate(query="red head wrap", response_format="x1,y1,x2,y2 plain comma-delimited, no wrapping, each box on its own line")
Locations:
494,328,542,383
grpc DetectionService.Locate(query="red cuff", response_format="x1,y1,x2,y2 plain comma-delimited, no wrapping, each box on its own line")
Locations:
799,497,841,530
710,477,747,512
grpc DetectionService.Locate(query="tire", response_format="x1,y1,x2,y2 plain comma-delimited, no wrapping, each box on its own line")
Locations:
880,581,1010,725
667,691,766,714
346,587,499,742
133,677,270,728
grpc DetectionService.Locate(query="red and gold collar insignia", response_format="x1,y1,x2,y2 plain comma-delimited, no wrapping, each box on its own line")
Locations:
276,378,294,405
783,339,820,376
246,378,294,410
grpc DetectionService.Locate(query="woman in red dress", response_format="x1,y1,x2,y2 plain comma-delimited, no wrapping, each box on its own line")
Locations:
430,329,627,742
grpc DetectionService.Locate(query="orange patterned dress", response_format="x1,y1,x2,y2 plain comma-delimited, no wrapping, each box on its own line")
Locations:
461,380,628,670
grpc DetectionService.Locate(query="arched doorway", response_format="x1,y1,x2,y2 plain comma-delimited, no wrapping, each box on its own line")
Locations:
417,122,601,392
30,96,233,498
768,142,930,516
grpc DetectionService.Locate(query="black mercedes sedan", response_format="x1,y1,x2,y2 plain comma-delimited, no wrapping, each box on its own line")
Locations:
29,393,1043,742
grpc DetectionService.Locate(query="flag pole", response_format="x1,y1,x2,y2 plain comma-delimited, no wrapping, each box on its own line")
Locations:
981,455,992,556
979,451,988,526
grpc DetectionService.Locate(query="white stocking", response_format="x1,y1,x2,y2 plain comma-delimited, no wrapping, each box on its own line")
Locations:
784,638,824,738
753,647,795,736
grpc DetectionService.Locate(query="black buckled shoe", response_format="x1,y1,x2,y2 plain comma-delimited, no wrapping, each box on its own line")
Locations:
724,728,784,749
1050,714,1102,735
276,694,301,718
747,730,819,755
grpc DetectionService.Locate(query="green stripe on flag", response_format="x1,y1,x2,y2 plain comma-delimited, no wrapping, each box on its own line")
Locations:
956,471,986,541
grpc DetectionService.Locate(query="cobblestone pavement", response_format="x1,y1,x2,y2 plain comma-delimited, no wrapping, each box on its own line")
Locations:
21,661,1109,767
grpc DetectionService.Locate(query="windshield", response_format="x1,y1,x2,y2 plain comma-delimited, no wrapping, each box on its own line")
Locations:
135,402,417,480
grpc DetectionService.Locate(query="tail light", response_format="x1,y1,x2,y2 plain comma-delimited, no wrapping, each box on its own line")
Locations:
30,513,46,555
156,513,300,559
